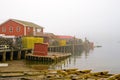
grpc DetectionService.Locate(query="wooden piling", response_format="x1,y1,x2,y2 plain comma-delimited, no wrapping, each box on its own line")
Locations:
25,53,71,63
24,50,28,59
2,50,6,62
17,50,21,60
10,50,13,61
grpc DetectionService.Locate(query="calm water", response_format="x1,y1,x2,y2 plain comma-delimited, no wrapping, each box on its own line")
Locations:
7,42,119,74
48,42,120,74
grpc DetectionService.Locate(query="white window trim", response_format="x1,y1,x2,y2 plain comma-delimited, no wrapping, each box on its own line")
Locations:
33,27,36,35
27,27,30,32
9,26,13,32
16,26,20,32
2,27,6,32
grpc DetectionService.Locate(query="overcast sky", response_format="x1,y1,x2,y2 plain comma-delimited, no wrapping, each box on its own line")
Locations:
0,0,120,44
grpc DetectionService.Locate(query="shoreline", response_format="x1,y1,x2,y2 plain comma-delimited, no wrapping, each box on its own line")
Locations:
0,60,120,79
0,68,120,80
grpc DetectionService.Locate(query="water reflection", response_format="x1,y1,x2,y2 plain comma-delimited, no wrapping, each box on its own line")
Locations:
26,57,71,70
26,48,92,70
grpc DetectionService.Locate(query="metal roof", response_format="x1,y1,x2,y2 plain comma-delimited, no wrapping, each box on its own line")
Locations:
11,19,43,28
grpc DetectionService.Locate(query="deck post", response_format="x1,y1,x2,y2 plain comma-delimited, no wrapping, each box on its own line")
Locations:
58,46,60,52
72,44,75,54
17,50,21,60
10,49,13,61
72,36,76,54
64,47,65,53
24,50,28,59
50,47,52,52
51,47,52,52
60,47,62,52
55,47,57,52
53,47,55,52
2,50,6,62
57,47,59,52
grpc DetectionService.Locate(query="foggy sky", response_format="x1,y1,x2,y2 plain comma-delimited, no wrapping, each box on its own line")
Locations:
0,0,120,44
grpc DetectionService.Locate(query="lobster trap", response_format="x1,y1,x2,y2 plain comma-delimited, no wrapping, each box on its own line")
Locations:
0,36,22,50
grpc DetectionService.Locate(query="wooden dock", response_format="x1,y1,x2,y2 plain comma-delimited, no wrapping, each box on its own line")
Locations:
25,53,71,63
0,44,88,62
0,48,32,62
48,44,84,53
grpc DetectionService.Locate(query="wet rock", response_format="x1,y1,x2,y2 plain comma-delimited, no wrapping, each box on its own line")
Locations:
107,74,120,80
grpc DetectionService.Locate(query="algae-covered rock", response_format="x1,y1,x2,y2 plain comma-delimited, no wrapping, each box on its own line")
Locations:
90,71,109,76
1,73,24,77
107,74,120,80
63,68,78,72
24,72,41,76
79,73,91,79
0,68,119,80
79,69,92,73
57,70,68,76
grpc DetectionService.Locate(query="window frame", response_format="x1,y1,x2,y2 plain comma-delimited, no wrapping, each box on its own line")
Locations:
16,26,20,32
9,26,13,32
27,27,31,32
2,27,6,32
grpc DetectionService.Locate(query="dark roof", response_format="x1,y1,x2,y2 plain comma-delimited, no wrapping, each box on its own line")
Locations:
11,19,43,28
44,33,57,39
36,32,57,39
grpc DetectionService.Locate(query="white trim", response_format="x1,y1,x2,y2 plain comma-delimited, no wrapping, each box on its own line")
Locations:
33,27,36,36
24,26,26,36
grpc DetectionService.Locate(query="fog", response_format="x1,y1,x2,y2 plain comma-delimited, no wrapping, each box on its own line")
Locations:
0,0,120,44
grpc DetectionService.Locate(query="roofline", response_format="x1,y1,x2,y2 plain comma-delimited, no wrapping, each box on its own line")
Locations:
0,19,11,26
0,19,44,29
0,19,26,27
11,19,44,28
11,19,27,26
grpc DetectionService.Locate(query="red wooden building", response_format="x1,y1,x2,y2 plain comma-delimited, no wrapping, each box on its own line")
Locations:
0,19,44,36
33,43,48,56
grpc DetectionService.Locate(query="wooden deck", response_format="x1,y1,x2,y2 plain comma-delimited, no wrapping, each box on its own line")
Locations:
25,53,71,62
0,48,32,62
0,44,85,62
48,44,84,53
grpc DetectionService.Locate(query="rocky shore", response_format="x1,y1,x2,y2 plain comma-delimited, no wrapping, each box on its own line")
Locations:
0,68,120,80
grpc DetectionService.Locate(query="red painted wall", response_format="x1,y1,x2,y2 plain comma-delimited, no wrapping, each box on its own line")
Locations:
0,19,43,36
33,43,48,56
0,20,24,36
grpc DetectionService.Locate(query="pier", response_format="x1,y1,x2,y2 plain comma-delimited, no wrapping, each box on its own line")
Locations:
24,44,84,63
48,44,84,53
0,44,87,62
25,53,71,63
0,48,32,62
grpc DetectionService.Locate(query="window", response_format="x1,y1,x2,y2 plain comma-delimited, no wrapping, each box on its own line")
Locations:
37,28,41,32
27,27,30,32
9,26,13,32
16,26,20,32
2,27,6,32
